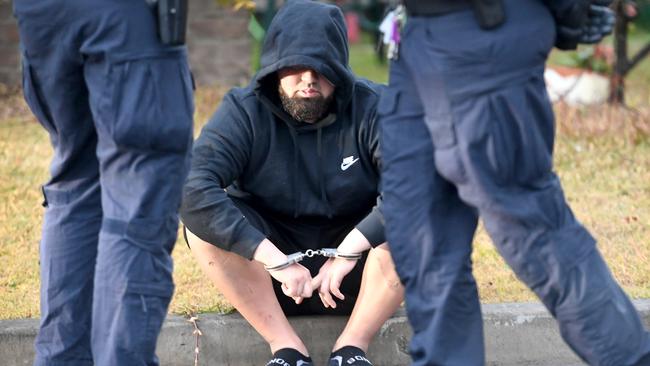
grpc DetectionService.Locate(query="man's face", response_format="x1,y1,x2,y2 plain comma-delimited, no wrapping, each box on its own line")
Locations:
277,67,335,123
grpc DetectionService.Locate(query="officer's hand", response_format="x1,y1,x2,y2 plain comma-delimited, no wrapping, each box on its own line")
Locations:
269,263,314,304
312,257,358,308
578,4,615,44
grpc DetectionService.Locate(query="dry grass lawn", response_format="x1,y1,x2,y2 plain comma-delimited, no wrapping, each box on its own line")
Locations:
1,81,649,319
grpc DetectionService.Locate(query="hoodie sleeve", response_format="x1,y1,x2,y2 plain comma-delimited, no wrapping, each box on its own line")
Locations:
180,92,266,259
355,95,386,247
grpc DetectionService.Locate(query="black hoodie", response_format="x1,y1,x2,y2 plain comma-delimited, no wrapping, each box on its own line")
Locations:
180,0,384,259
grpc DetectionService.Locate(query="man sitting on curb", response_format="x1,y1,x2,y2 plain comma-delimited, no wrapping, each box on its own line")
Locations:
179,1,403,365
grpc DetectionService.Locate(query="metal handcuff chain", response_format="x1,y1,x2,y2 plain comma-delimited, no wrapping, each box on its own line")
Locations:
264,248,363,272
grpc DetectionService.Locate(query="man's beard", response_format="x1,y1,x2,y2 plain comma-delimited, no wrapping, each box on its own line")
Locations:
279,86,334,123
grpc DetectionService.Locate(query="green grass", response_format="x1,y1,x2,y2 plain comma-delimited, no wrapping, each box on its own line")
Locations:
349,35,389,84
1,37,650,320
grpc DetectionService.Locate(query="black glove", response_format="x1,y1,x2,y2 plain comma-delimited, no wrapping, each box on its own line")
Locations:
577,4,615,44
555,0,615,50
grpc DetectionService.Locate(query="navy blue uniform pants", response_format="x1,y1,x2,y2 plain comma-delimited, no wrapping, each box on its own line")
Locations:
380,1,650,365
13,0,194,365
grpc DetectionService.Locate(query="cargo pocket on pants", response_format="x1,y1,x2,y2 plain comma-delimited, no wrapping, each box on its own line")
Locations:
377,88,400,117
105,56,193,153
117,281,174,354
21,57,57,136
429,114,468,186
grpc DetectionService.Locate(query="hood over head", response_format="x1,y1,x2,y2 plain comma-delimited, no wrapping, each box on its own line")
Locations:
253,0,355,113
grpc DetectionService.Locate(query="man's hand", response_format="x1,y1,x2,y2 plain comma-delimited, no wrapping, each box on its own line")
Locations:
312,257,358,308
253,238,313,304
311,228,370,308
268,263,314,304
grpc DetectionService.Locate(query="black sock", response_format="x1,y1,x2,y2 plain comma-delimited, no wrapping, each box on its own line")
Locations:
266,348,313,366
328,346,373,366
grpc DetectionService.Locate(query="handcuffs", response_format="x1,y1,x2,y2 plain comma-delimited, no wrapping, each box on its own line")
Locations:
264,248,363,272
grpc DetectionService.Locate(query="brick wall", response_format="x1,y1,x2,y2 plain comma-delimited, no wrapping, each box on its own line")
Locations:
0,0,251,87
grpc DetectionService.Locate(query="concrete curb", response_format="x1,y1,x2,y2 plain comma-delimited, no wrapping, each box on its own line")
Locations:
2,300,649,365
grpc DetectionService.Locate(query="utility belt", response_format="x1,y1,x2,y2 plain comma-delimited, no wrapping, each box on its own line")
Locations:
146,0,188,46
405,0,472,17
405,0,505,30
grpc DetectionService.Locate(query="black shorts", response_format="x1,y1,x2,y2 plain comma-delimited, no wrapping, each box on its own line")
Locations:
186,197,367,316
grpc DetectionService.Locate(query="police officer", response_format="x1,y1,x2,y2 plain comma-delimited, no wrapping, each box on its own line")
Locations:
379,0,650,364
13,0,193,365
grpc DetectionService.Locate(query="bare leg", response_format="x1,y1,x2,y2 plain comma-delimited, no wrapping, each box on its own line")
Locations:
186,229,309,355
333,245,404,352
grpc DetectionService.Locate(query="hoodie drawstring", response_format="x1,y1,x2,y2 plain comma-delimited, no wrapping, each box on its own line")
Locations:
288,125,335,219
317,127,334,219
288,127,301,218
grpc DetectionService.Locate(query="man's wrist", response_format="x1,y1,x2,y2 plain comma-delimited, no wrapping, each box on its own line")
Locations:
252,238,287,267
337,228,371,254
264,252,305,271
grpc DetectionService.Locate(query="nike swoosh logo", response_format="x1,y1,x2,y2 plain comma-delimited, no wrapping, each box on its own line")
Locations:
340,157,359,171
